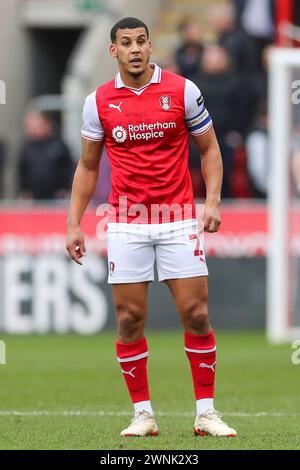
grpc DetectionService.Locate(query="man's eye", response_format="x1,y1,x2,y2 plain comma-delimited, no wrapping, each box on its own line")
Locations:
122,42,129,46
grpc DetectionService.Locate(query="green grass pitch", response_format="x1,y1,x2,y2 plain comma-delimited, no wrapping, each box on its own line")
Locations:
0,331,299,450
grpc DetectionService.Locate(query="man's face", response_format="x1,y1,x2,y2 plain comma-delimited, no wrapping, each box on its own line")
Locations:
110,27,152,76
24,112,52,141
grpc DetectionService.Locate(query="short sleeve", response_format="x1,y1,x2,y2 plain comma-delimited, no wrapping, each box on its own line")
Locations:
184,79,213,135
81,91,104,141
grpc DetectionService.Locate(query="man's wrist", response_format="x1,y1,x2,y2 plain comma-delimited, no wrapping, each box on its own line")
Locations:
205,196,221,206
67,217,81,228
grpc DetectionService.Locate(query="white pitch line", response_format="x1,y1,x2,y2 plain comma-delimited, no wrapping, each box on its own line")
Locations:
0,410,298,418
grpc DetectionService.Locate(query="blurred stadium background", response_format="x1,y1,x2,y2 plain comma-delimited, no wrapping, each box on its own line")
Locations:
0,0,300,450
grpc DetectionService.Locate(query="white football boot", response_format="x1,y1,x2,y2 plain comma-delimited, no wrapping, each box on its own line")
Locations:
120,410,159,437
194,409,237,437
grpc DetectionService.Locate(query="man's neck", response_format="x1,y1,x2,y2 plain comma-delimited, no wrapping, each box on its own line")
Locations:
119,64,154,89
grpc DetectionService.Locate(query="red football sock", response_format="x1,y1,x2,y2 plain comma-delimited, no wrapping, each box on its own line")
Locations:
116,337,150,403
184,330,216,400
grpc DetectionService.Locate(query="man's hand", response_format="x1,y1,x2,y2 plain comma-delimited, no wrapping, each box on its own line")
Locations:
203,201,221,233
66,225,86,265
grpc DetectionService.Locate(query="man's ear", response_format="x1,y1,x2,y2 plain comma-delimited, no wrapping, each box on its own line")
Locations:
109,43,117,58
148,40,152,56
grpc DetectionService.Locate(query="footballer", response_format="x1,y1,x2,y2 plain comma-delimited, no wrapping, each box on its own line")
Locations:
66,17,237,438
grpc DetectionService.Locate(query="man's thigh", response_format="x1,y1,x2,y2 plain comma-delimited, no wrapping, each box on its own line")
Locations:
112,282,150,314
165,276,208,310
112,282,150,342
107,224,155,284
165,276,209,331
155,220,208,282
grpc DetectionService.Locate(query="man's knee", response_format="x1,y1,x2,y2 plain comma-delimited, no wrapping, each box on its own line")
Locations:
116,302,146,341
183,298,209,333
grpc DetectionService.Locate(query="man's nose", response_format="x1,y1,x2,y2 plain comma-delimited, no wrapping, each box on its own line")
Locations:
130,42,142,53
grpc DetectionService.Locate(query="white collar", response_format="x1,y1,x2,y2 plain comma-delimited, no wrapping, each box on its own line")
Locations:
115,63,162,90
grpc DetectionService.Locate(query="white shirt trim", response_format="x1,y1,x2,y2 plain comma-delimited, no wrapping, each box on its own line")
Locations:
115,63,161,95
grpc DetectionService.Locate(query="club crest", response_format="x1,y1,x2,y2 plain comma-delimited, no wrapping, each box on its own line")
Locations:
109,261,115,275
159,95,172,111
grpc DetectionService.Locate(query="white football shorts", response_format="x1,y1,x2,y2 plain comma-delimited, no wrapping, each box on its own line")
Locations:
106,218,208,284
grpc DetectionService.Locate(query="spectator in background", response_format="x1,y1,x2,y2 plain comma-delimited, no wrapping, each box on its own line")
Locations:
174,18,204,79
192,45,246,197
209,3,257,76
18,111,74,200
246,110,300,199
249,45,272,128
234,0,275,69
209,2,258,135
0,139,6,197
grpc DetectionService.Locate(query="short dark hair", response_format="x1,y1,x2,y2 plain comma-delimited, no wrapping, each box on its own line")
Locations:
110,17,149,43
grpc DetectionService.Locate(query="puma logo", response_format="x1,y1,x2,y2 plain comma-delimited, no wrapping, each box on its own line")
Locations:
109,101,123,113
199,361,216,372
121,366,136,378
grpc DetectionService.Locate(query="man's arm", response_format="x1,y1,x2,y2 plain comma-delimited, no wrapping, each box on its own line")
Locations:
66,137,104,264
191,126,223,232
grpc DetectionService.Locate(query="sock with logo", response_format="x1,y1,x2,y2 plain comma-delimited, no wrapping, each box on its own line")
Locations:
184,330,216,414
116,337,153,415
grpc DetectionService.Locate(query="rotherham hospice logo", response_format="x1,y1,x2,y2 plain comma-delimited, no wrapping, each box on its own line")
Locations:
112,121,176,143
112,126,127,143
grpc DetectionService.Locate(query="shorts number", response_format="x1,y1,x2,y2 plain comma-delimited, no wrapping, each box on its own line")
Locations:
189,233,203,257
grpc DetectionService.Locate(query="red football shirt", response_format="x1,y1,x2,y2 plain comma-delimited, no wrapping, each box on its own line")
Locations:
81,64,212,223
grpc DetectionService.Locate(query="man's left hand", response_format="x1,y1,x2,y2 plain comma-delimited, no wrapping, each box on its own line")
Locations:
203,202,221,233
